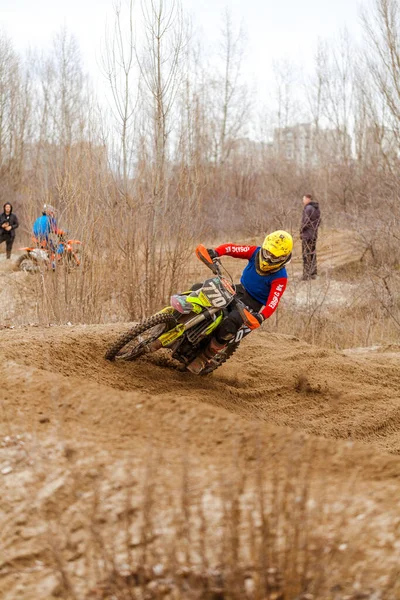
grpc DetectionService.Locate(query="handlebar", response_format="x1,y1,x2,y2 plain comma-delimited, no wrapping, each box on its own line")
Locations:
235,297,262,329
195,244,220,275
195,244,260,329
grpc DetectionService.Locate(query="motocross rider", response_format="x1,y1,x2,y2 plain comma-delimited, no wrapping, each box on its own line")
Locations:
32,204,65,258
32,205,61,242
187,230,293,374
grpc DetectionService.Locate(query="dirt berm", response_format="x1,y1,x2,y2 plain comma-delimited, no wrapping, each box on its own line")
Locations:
1,324,400,597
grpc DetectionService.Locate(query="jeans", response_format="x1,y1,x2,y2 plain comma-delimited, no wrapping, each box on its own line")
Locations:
0,233,14,258
302,238,317,278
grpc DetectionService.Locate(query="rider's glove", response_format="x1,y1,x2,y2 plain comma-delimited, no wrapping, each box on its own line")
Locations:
207,248,219,261
254,313,265,326
243,309,264,330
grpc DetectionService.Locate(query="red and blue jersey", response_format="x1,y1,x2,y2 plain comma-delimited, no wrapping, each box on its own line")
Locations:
214,243,287,319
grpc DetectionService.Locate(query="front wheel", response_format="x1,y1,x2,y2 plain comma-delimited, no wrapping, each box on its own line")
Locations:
105,313,176,361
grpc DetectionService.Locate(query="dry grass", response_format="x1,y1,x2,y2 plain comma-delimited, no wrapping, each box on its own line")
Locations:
33,436,399,600
273,259,400,350
5,229,400,353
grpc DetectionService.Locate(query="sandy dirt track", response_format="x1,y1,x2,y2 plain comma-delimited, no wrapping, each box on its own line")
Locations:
1,324,400,455
1,324,400,598
1,231,400,599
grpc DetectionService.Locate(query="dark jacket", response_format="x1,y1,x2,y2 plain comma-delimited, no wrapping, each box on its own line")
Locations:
300,201,320,240
0,204,19,239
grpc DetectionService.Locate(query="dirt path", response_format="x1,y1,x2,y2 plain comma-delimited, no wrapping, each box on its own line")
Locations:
1,324,400,597
2,323,400,454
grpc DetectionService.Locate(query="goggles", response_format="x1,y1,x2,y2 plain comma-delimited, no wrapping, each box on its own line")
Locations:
261,248,285,265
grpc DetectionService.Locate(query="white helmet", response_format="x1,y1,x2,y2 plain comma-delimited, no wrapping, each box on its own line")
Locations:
42,204,56,217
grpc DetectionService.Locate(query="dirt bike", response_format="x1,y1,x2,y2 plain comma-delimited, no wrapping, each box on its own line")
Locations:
105,245,261,375
15,236,82,273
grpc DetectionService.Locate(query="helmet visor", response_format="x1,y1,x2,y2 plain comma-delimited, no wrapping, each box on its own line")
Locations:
261,248,285,265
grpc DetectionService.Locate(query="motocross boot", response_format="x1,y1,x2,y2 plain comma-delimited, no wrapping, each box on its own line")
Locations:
148,339,162,352
187,337,226,374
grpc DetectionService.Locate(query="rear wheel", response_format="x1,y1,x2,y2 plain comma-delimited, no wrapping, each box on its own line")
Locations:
105,313,177,361
64,250,80,270
200,341,239,375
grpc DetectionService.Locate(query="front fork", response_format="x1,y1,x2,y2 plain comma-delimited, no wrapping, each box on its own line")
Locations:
158,298,255,349
158,307,221,348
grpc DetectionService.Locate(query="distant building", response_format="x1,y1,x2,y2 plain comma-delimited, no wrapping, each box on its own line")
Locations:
273,123,315,166
230,137,273,159
315,127,352,164
363,126,400,164
273,122,352,166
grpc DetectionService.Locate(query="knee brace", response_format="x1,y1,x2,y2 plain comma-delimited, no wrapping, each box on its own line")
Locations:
215,319,239,344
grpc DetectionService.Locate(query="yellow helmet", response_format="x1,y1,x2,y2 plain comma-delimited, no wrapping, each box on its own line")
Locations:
258,230,293,273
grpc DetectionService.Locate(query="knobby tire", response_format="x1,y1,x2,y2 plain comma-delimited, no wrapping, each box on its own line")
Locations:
104,313,176,361
200,341,240,375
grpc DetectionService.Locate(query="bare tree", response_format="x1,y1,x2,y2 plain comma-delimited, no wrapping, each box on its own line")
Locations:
138,0,186,199
132,0,190,313
206,9,249,165
362,0,400,163
308,32,354,165
273,59,302,132
50,28,86,148
0,33,30,199
101,0,139,194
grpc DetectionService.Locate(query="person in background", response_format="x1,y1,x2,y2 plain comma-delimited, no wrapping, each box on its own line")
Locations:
0,203,19,259
187,230,293,374
300,194,321,280
32,204,65,267
32,204,60,243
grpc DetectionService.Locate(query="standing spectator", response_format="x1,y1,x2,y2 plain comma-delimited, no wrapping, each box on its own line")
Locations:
300,194,321,280
0,203,19,259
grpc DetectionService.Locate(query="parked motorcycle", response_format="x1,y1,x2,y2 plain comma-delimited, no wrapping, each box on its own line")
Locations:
105,245,260,375
15,236,82,273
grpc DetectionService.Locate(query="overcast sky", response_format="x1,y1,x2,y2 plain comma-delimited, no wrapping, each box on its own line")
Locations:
2,0,366,101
